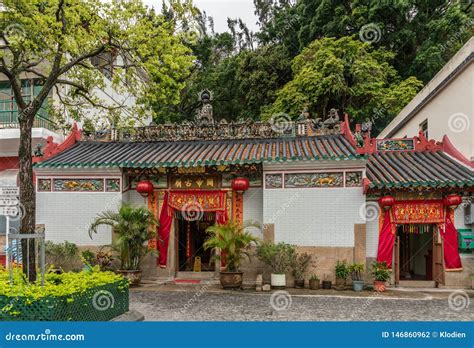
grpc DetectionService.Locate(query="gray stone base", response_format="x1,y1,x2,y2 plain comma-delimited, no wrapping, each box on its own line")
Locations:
111,309,145,322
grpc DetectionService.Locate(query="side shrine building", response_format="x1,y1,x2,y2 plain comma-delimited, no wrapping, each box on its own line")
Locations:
31,104,474,288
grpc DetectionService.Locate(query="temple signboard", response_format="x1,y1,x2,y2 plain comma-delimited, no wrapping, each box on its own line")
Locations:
170,175,219,189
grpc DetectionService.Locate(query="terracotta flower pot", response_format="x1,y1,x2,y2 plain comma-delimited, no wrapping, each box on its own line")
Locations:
335,277,346,290
117,270,142,286
220,271,243,289
373,280,386,292
294,279,305,288
309,279,320,290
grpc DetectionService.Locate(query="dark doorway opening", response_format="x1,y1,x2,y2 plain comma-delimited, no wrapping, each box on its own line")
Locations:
177,213,215,272
397,224,434,281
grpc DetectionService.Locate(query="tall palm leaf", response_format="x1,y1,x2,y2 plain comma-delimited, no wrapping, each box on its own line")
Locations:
89,203,158,270
204,220,260,272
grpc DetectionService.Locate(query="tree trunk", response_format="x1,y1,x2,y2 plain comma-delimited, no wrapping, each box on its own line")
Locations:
18,112,36,282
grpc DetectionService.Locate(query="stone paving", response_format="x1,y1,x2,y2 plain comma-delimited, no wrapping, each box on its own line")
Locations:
129,287,474,321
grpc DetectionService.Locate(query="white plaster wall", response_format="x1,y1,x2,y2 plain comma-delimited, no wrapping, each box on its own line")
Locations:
243,188,263,238
379,38,473,160
263,187,365,247
36,192,122,246
365,210,380,258
123,190,147,206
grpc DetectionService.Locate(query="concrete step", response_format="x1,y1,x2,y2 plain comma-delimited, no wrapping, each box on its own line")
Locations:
398,280,436,288
175,271,216,280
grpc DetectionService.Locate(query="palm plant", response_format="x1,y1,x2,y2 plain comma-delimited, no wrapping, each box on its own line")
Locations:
89,204,158,271
204,220,260,272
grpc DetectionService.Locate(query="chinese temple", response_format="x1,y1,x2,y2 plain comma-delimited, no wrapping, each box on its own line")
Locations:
31,94,474,288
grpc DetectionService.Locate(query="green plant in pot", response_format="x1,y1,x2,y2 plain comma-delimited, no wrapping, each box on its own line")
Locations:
292,252,312,288
349,263,365,292
256,242,296,288
309,274,320,290
204,220,260,289
371,261,391,292
89,203,158,286
335,260,350,290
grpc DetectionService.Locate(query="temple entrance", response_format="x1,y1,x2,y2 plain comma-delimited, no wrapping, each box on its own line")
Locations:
397,224,434,281
394,224,444,286
176,212,215,272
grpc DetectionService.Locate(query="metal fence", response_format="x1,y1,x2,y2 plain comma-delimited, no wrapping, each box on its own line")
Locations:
0,100,56,131
6,230,46,286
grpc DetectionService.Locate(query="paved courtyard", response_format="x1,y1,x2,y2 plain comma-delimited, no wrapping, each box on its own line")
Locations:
129,287,474,321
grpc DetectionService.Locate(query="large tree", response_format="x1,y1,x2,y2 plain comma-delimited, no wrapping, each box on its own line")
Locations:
0,0,195,280
257,0,472,83
264,36,423,132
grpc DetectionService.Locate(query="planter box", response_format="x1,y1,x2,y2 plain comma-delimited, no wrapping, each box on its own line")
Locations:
0,280,128,321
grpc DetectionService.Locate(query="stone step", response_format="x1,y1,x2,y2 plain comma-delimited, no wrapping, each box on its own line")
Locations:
175,271,216,280
398,280,436,288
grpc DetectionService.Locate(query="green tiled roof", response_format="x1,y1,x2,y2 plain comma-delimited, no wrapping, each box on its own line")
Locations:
34,134,360,168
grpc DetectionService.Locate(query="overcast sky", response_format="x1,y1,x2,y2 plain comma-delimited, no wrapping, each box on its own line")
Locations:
143,0,260,33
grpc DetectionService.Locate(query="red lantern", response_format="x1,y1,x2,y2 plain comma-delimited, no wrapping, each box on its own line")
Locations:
136,180,154,197
231,177,250,193
378,196,395,209
443,194,462,208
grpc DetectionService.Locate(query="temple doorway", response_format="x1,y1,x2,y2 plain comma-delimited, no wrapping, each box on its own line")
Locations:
176,212,215,272
396,224,435,281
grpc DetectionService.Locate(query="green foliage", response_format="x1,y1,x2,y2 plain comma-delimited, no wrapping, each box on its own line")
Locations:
258,0,472,83
81,247,114,271
256,241,296,274
203,220,260,272
89,203,158,271
349,263,365,281
0,267,125,299
371,261,391,282
309,274,319,281
0,0,195,127
264,36,423,130
45,241,80,272
335,260,350,280
291,252,312,280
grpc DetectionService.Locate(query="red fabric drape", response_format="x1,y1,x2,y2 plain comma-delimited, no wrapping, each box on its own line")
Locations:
376,210,395,268
158,192,173,267
441,211,463,271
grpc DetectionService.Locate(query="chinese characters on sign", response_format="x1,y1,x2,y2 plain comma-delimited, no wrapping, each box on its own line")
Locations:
171,175,219,189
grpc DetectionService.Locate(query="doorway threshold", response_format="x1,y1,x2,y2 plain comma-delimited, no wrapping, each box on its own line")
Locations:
398,280,436,288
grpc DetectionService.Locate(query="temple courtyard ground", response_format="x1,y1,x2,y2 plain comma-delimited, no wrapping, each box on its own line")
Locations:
129,284,474,321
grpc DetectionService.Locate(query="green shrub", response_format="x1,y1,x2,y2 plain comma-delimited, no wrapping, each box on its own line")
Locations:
256,242,296,274
371,261,391,282
335,260,350,280
45,241,80,271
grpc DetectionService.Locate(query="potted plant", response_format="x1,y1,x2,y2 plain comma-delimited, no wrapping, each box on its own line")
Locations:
322,275,332,289
204,220,260,289
89,203,158,286
292,252,312,288
309,274,320,290
335,260,349,290
349,263,365,291
256,242,296,288
371,261,391,292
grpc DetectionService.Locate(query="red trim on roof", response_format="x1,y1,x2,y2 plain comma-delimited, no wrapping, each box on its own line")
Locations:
33,123,82,163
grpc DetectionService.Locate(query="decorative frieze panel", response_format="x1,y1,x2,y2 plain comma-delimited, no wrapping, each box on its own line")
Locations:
285,172,344,188
53,179,104,192
38,179,52,192
265,174,283,189
345,171,363,187
105,178,121,192
376,139,414,151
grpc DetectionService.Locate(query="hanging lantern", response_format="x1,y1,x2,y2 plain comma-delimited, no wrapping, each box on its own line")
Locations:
443,194,462,208
378,195,395,209
231,177,250,193
136,180,154,197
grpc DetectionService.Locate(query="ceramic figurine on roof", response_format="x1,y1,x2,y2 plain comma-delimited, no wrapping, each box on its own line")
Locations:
323,108,340,129
195,89,214,125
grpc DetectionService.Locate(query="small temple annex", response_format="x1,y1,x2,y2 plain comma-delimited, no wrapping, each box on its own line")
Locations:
30,93,474,288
